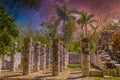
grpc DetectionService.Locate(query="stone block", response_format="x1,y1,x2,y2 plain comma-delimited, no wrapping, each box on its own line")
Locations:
115,64,120,77
90,70,103,77
113,69,118,77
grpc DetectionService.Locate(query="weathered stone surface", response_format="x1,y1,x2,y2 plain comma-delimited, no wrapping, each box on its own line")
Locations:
113,69,118,77
68,52,81,64
30,46,34,70
34,41,40,72
115,64,120,76
23,37,32,75
81,38,90,77
10,42,18,71
0,56,2,73
46,47,51,68
52,38,60,76
60,41,64,72
40,44,46,70
90,70,103,77
63,45,68,70
102,66,107,76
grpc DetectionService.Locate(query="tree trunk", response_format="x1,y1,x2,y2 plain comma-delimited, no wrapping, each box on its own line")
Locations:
85,24,88,38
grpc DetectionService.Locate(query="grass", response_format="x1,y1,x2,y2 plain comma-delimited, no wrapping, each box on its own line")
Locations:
67,64,81,69
93,77,120,80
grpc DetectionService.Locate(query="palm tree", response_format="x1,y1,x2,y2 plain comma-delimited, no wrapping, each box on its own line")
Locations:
56,4,76,26
41,16,60,40
77,11,96,38
56,4,77,42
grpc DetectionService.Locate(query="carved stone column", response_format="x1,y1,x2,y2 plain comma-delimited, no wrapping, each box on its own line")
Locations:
60,41,64,72
46,47,51,68
52,38,60,76
0,56,2,73
40,44,46,70
31,46,34,70
63,44,68,70
10,42,18,71
34,41,40,72
81,38,90,76
23,37,32,75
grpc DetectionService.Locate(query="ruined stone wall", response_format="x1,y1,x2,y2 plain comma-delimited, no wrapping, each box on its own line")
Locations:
2,52,81,70
2,52,21,70
68,52,81,64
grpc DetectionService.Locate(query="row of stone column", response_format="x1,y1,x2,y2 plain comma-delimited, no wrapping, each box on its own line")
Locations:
23,38,51,75
9,38,51,75
52,38,68,76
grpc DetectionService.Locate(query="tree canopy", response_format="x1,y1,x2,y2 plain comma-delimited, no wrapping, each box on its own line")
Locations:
0,5,19,54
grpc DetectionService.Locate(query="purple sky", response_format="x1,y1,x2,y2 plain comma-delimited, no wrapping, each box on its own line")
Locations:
5,0,120,29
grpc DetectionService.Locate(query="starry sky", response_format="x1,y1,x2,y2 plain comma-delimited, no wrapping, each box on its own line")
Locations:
1,0,120,29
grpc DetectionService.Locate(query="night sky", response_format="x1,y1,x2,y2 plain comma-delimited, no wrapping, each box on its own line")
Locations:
1,0,120,29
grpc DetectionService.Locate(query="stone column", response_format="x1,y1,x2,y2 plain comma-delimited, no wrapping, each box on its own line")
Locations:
63,44,68,70
115,64,120,76
23,37,32,75
10,42,18,71
34,41,40,72
31,46,34,70
46,47,51,68
52,38,60,76
20,46,24,70
40,44,46,70
81,38,90,76
0,56,2,73
60,41,64,72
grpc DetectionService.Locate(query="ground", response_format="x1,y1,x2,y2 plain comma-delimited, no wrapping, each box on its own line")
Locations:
0,65,120,80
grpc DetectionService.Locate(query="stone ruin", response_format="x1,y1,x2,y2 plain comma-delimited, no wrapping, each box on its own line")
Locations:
52,38,68,76
1,26,120,78
0,37,68,77
90,26,120,77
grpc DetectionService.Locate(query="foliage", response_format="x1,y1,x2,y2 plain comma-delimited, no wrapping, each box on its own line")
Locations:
76,11,97,38
56,4,77,42
94,77,120,80
17,22,51,47
0,5,19,54
67,41,81,52
0,0,40,9
62,19,76,43
90,42,97,52
56,4,76,23
67,64,80,69
41,16,60,40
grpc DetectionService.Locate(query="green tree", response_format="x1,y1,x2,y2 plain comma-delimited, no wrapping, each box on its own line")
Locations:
0,5,19,54
56,4,75,25
56,4,76,42
1,0,40,9
41,16,60,41
62,19,76,43
77,11,96,38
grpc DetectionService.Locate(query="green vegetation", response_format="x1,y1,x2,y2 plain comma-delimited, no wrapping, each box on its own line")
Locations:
67,64,81,69
0,0,119,54
0,5,19,55
0,0,40,9
93,77,120,80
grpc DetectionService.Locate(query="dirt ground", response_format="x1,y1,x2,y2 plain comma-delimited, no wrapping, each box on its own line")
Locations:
0,68,94,80
0,68,119,80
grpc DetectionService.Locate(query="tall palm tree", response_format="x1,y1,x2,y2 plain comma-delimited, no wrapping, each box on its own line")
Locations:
56,4,77,42
56,4,76,26
41,16,60,40
77,11,96,38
